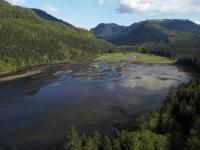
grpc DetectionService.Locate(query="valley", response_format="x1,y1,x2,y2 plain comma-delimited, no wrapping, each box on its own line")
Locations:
0,57,191,150
0,0,200,149
0,52,173,82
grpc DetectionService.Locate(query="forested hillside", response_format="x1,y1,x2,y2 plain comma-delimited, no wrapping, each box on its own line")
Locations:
32,8,73,27
91,19,200,45
66,79,200,150
90,23,126,41
133,33,200,72
70,19,200,150
0,0,113,73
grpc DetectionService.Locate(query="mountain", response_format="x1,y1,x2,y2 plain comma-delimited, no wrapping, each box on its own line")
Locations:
158,19,200,34
91,19,200,45
90,23,126,40
0,0,113,73
32,8,73,27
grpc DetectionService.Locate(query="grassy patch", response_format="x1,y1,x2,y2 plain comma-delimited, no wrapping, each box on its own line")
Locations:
95,52,174,64
0,60,16,74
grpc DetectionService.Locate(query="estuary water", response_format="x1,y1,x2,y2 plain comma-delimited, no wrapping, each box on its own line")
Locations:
0,60,191,149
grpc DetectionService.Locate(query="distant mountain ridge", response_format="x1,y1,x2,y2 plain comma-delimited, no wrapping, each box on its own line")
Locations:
90,23,126,40
91,19,200,45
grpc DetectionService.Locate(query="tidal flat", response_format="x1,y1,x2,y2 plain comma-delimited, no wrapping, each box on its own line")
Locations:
0,58,191,149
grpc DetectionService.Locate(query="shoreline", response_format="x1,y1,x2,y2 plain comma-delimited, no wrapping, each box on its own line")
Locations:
0,66,48,83
0,61,175,83
0,61,71,83
0,53,175,83
0,55,99,83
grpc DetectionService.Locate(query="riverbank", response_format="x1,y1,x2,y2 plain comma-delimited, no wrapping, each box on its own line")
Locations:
95,52,174,64
0,53,174,83
0,59,190,150
0,62,68,83
65,79,200,150
0,67,46,83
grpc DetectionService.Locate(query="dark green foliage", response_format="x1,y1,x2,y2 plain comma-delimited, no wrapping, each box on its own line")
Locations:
158,80,200,150
65,127,82,150
159,19,200,34
112,21,168,45
143,34,200,58
65,128,100,150
65,129,170,150
177,56,200,72
65,80,200,150
90,23,126,41
32,8,73,27
0,0,113,73
102,136,112,150
91,19,200,45
132,33,200,71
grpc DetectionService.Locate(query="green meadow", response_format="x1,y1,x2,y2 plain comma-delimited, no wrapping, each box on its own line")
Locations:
95,52,174,64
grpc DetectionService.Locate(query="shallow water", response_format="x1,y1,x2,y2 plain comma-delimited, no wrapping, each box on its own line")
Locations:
0,61,191,149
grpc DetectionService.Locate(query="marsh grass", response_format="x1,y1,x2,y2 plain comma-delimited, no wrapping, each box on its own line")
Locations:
95,52,174,64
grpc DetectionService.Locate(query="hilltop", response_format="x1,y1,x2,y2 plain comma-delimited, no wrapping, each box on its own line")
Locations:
0,0,113,73
91,19,200,45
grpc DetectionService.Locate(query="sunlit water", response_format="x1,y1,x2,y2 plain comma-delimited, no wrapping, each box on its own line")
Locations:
0,61,191,149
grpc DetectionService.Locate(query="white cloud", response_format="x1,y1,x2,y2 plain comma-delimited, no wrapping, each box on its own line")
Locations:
194,21,200,24
117,0,200,15
98,0,104,6
6,0,26,5
43,4,59,14
98,0,113,6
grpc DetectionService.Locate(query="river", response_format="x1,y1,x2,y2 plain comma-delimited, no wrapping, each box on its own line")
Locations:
0,60,191,149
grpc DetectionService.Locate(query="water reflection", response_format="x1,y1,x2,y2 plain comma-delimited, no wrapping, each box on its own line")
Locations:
0,61,191,149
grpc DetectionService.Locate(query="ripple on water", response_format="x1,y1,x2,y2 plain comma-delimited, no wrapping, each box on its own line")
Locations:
0,61,191,149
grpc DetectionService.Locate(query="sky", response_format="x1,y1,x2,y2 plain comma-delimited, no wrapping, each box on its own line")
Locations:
5,0,200,29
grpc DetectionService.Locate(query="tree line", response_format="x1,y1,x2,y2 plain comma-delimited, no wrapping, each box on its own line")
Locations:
65,79,200,150
0,0,113,73
64,30,200,150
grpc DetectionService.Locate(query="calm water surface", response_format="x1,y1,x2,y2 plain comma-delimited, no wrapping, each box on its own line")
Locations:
0,61,191,149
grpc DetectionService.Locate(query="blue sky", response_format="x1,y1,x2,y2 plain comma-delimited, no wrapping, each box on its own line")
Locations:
5,0,200,29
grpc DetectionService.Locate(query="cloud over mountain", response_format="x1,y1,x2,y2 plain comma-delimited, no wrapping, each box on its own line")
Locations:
43,4,59,15
195,21,200,25
117,0,200,15
98,0,104,6
6,0,25,5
